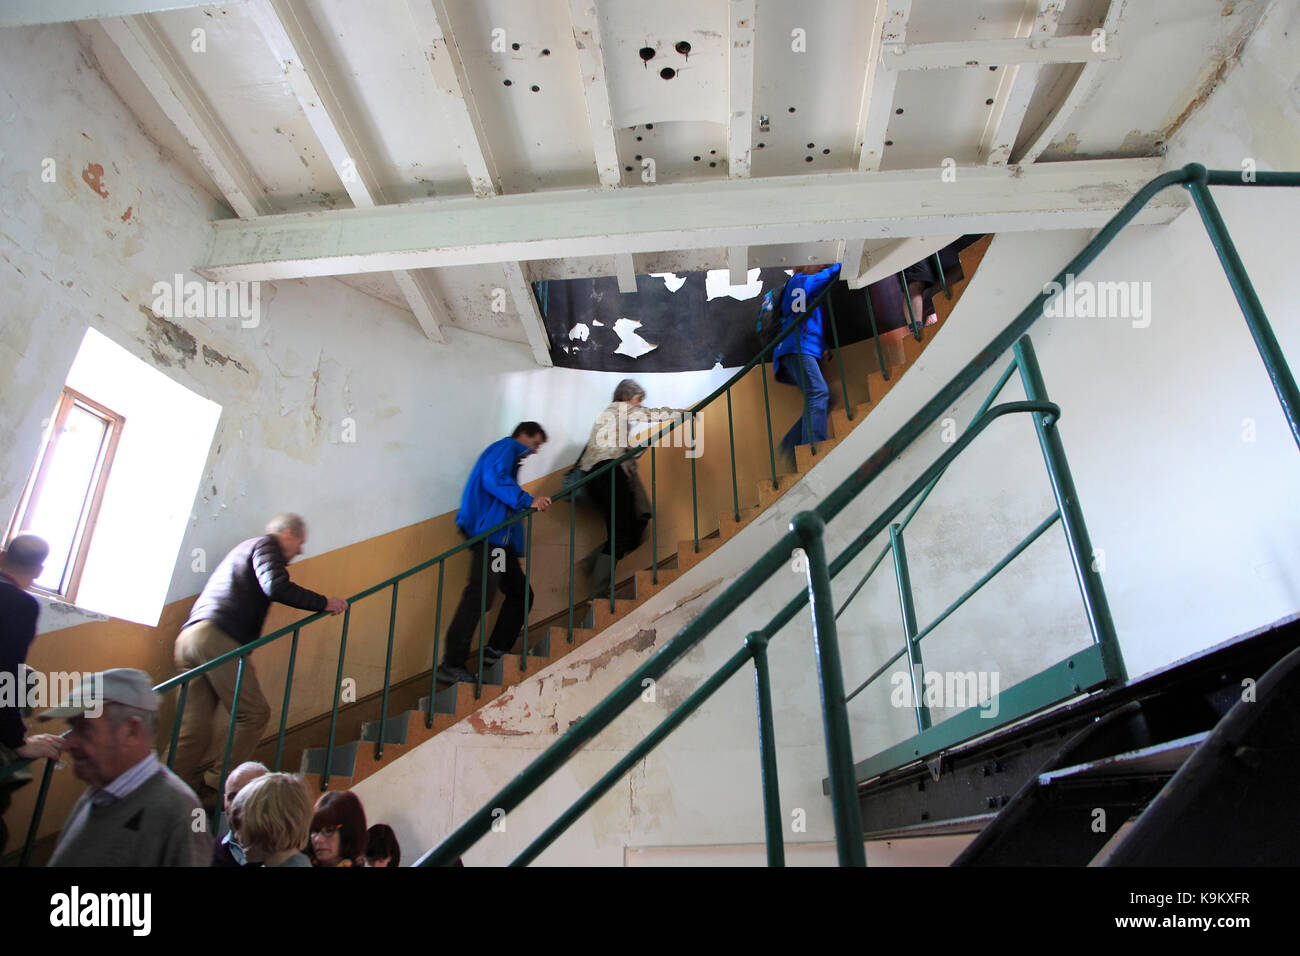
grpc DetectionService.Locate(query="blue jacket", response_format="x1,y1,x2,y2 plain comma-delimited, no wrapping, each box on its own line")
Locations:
773,263,842,362
457,437,535,552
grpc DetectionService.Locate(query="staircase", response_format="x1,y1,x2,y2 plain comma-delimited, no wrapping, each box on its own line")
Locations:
293,238,994,792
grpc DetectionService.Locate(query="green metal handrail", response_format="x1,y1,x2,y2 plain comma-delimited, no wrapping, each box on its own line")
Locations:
414,164,1298,866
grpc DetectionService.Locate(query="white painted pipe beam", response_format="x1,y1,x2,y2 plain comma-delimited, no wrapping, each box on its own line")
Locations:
615,252,637,293
199,159,1183,283
567,0,621,189
881,35,1119,71
502,262,555,367
101,15,271,219
0,0,216,27
855,0,911,172
727,0,755,180
979,0,1062,166
1017,0,1126,164
247,0,446,342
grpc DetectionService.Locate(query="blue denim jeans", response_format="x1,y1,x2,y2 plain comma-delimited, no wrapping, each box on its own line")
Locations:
775,353,829,462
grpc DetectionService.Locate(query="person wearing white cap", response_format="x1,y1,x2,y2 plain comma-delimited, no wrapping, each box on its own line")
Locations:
41,668,210,867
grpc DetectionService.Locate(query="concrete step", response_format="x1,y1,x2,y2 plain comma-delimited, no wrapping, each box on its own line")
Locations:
757,472,801,508
675,536,723,571
299,739,358,778
719,504,762,541
796,436,841,472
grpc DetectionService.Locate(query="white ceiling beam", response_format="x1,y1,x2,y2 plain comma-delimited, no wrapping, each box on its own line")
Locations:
407,0,501,199
615,253,637,293
0,0,216,27
854,0,911,172
199,159,1183,283
246,0,380,208
246,0,444,342
839,238,866,283
567,0,621,189
882,35,1118,71
101,15,271,218
727,0,756,179
1016,0,1126,165
979,0,1063,166
847,236,961,290
390,270,450,343
502,262,555,368
727,246,748,286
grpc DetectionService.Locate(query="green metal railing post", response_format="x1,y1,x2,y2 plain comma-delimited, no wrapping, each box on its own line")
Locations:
19,759,56,867
826,294,852,421
865,287,888,385
1185,168,1300,451
900,271,922,341
760,358,779,486
166,680,188,770
377,582,398,759
933,251,949,299
273,627,300,770
1014,335,1125,682
428,560,444,729
475,541,489,698
890,524,930,733
322,605,351,789
651,443,659,584
218,656,246,798
568,497,576,643
726,387,740,521
522,513,532,670
609,462,617,612
746,632,785,867
790,511,865,866
690,414,700,551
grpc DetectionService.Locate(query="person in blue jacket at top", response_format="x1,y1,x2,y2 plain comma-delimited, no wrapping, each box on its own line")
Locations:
436,422,553,685
772,262,842,468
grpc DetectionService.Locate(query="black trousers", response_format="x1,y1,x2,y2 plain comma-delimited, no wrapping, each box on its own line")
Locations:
586,464,648,560
442,540,533,667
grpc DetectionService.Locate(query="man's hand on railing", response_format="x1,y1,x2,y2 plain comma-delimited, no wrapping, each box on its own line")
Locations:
532,496,553,513
16,734,64,760
325,596,349,615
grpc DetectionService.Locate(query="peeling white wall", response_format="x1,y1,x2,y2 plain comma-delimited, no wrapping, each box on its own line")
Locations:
355,5,1300,864
0,23,733,628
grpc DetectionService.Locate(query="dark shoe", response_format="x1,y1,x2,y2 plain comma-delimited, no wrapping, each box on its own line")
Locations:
436,663,476,684
480,647,505,667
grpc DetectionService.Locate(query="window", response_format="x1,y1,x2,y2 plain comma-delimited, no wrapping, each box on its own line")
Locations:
5,327,222,625
5,388,124,601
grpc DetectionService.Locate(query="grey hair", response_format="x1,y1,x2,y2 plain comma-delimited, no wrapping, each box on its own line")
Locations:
266,513,306,537
613,379,645,403
104,702,158,735
1,533,49,571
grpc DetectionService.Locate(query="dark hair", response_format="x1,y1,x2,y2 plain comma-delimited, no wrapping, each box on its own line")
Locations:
365,823,401,866
310,790,367,864
512,421,547,442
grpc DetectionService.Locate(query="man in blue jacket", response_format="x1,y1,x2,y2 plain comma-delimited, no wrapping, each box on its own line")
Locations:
437,422,553,684
772,262,841,468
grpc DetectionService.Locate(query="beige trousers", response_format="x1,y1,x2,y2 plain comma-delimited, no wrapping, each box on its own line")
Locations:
170,621,270,792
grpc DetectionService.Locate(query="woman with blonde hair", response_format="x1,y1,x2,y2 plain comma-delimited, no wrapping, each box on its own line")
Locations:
228,772,314,867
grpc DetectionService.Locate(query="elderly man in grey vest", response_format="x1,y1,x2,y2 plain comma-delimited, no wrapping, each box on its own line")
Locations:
41,668,210,866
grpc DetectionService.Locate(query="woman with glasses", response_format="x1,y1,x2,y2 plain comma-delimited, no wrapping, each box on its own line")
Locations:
309,789,367,867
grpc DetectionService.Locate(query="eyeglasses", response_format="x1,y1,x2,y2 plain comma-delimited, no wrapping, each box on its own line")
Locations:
311,824,342,836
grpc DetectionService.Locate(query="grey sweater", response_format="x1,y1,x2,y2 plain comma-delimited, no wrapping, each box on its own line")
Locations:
48,766,211,867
